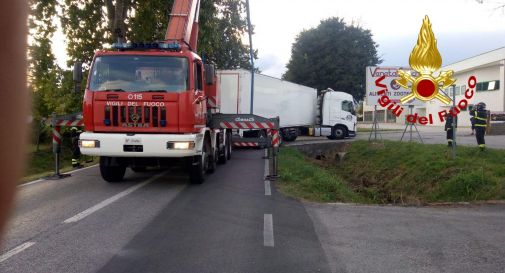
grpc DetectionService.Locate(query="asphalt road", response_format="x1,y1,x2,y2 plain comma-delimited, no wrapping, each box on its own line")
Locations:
307,203,505,273
292,125,505,149
0,150,330,273
2,148,505,273
357,124,505,149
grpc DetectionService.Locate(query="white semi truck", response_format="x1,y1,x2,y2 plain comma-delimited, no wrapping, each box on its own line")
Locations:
217,69,357,141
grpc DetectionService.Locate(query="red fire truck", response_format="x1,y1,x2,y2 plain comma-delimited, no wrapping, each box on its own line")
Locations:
76,0,277,183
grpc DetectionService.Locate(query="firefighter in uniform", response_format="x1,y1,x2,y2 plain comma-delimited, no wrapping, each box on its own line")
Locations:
469,105,475,136
445,108,457,147
474,102,488,151
70,127,82,168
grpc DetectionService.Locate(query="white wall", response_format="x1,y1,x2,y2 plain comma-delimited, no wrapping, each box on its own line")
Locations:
426,62,504,127
364,55,505,126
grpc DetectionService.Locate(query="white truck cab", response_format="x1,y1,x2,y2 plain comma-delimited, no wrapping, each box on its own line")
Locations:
316,89,357,139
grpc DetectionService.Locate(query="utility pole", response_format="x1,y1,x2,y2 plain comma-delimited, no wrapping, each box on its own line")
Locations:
245,0,255,114
452,85,457,159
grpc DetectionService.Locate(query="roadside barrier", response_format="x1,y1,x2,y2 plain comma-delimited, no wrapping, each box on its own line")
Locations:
46,112,83,180
210,114,280,180
266,129,279,180
233,142,260,147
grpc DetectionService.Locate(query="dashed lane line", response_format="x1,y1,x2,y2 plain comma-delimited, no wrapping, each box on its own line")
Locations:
265,180,271,196
0,242,36,263
264,214,274,247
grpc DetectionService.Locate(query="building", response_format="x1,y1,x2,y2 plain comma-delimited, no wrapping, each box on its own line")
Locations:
363,47,505,127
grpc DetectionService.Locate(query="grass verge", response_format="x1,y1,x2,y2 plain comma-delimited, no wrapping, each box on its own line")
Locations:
22,144,98,183
277,148,365,203
278,140,505,204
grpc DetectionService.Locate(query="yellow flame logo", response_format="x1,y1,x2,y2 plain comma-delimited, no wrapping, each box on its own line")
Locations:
397,16,455,105
409,16,442,74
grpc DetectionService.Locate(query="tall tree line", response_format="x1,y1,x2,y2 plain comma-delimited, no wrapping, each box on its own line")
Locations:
29,0,256,119
283,18,381,100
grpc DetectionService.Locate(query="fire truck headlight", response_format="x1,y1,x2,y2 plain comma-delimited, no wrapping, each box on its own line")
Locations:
167,141,195,150
79,140,100,148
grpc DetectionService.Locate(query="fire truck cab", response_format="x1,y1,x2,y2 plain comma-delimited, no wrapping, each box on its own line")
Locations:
77,0,232,184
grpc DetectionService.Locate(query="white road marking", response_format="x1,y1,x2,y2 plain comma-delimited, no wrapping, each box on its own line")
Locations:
264,214,274,247
265,180,271,196
0,242,36,263
18,164,99,188
18,179,44,188
63,171,167,224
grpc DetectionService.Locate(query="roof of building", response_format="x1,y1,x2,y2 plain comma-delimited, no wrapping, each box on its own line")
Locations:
443,46,505,73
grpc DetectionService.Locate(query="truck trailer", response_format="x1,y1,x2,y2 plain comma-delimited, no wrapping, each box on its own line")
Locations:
217,69,357,142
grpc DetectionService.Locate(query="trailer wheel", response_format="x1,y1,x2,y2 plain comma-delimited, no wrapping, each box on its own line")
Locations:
100,157,126,183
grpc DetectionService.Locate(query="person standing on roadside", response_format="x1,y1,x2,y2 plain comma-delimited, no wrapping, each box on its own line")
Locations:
445,108,457,147
469,105,475,136
70,127,83,168
474,102,488,151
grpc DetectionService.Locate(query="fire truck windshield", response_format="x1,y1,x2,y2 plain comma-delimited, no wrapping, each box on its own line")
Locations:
89,55,189,92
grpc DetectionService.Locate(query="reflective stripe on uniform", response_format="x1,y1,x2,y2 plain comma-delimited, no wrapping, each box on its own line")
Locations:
474,116,487,121
475,124,487,127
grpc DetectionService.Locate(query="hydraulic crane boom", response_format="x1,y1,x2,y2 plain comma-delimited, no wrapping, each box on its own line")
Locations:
165,0,201,51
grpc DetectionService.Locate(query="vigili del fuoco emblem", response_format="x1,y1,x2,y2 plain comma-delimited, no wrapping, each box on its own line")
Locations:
396,16,455,105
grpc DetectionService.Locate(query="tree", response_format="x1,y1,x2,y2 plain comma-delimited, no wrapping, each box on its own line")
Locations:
29,0,85,118
29,0,60,118
29,0,257,122
283,17,381,100
61,0,256,69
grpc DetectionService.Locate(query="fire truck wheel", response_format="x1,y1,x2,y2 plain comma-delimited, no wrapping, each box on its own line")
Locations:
190,138,211,184
189,155,205,184
207,142,217,174
218,134,228,164
226,131,232,160
131,166,147,172
100,158,126,183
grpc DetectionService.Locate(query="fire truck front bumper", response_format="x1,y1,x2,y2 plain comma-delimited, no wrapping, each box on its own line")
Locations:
78,132,204,158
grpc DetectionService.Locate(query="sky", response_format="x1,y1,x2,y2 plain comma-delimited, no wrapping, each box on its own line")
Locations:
248,0,505,78
53,0,505,78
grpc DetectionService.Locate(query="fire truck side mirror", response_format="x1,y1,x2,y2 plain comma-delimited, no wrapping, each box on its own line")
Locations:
204,64,215,85
73,62,83,93
73,62,83,83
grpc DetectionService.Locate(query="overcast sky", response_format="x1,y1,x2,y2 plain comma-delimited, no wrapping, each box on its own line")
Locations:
249,0,505,78
53,0,505,78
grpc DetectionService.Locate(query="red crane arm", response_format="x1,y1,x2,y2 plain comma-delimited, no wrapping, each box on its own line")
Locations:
165,0,200,51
